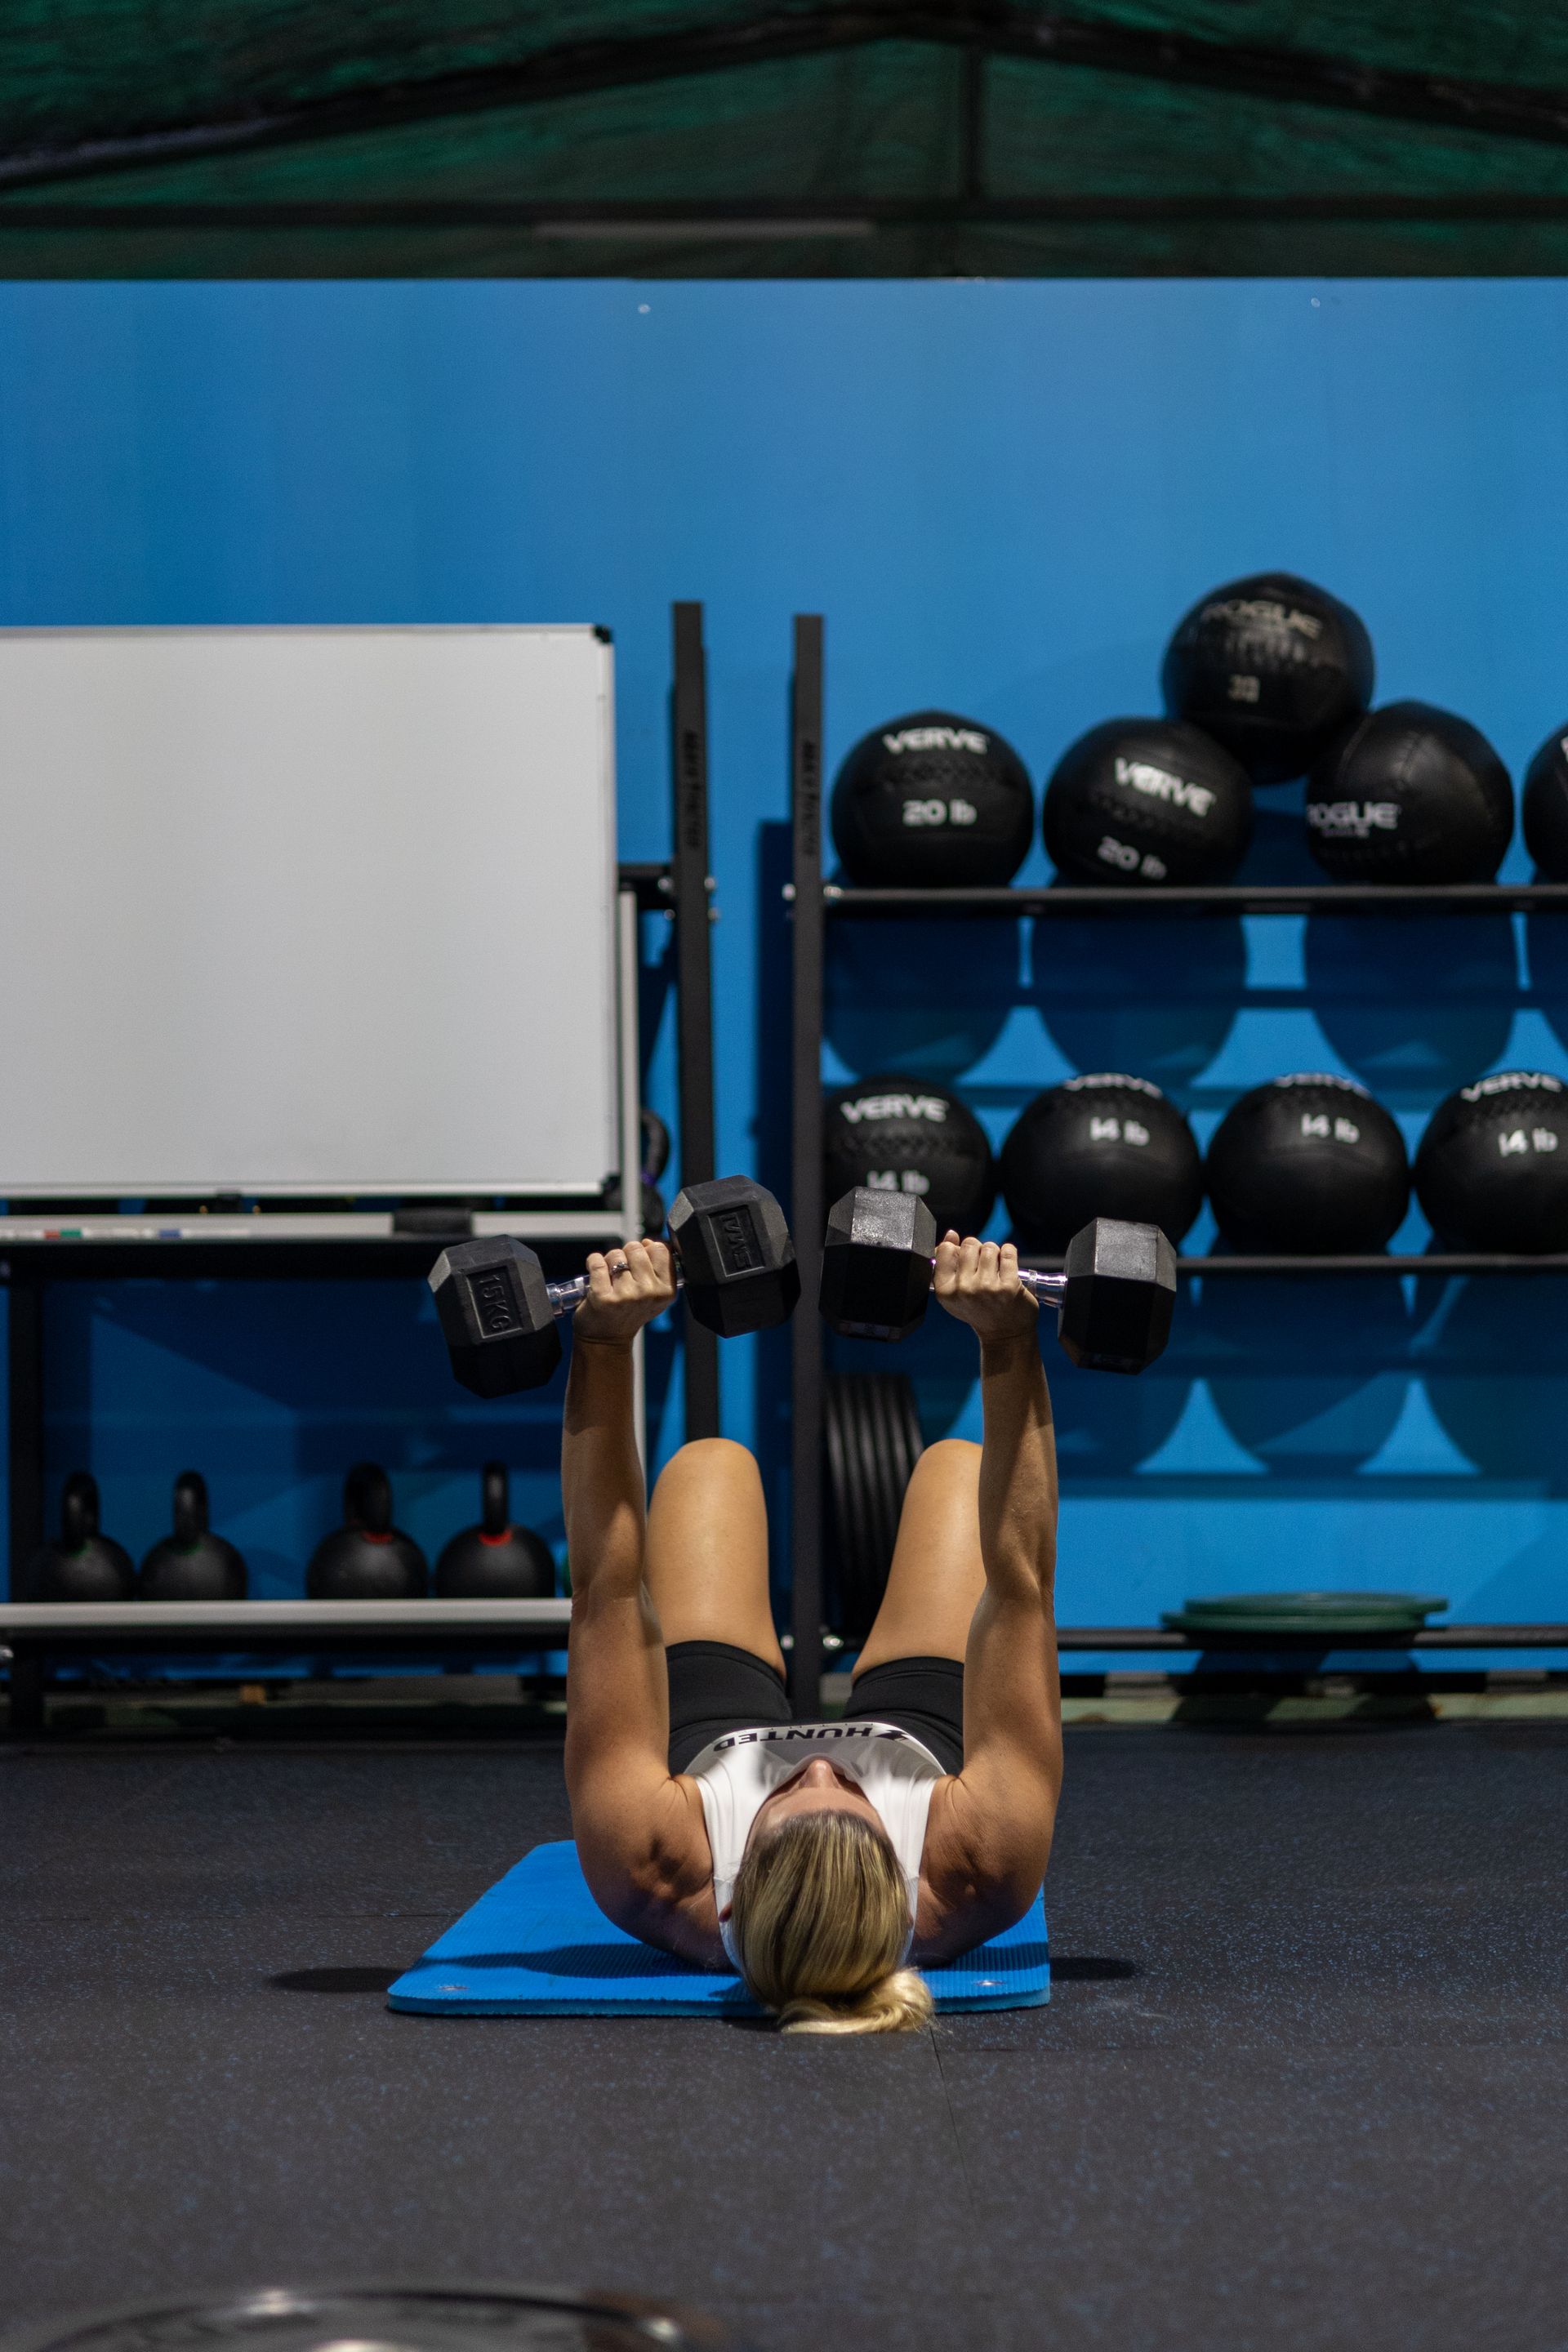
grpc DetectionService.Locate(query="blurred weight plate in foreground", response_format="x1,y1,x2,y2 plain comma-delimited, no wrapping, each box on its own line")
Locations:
0,2284,745,2352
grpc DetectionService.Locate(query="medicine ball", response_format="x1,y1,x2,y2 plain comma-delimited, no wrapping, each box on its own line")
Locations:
1522,722,1568,879
1000,1075,1203,1252
830,710,1034,887
1205,1075,1409,1254
1161,572,1374,784
1414,1071,1568,1252
1043,718,1252,888
823,1074,996,1236
1305,701,1513,883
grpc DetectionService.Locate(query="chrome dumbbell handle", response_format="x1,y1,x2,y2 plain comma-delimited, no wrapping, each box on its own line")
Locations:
1015,1267,1068,1315
920,1257,1068,1315
543,1267,688,1318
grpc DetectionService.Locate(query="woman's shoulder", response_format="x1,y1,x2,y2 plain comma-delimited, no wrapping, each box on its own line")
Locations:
913,1773,1053,1959
577,1771,725,1965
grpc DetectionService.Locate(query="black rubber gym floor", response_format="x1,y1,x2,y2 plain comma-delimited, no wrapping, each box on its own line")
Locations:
4,1720,1567,2352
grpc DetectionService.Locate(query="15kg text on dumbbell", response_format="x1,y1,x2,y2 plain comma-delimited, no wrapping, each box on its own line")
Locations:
430,1175,800,1396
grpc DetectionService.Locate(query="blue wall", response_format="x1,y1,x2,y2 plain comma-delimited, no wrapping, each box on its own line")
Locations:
2,278,1567,1635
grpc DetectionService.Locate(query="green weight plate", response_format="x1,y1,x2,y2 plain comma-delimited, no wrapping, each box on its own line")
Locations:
1170,1608,1438,1627
1177,1590,1446,1617
1164,1587,1447,1637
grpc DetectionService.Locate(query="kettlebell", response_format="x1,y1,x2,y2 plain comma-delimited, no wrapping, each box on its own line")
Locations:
307,1462,428,1600
435,1463,557,1598
28,1472,135,1601
139,1471,247,1601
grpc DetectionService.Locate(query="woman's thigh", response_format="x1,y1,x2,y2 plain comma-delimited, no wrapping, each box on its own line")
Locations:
853,1438,985,1676
644,1437,785,1673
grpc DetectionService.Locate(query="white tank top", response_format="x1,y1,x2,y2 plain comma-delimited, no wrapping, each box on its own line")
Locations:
683,1718,946,1967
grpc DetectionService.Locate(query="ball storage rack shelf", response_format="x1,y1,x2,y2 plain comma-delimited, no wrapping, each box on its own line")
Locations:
817,881,1568,916
784,611,1568,1707
1024,1253,1568,1275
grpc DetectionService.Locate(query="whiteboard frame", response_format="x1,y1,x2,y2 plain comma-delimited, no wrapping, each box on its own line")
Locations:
0,624,621,1200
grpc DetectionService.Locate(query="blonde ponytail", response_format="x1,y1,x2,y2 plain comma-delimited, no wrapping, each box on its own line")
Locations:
777,1968,933,2037
728,1810,935,2037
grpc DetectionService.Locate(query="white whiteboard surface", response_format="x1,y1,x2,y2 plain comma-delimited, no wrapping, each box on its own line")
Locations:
0,626,618,1196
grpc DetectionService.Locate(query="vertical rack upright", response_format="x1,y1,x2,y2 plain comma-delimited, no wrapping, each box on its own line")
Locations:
670,602,720,1440
788,614,826,1709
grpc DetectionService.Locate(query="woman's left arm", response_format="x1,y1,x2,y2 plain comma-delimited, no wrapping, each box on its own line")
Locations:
920,1236,1064,1953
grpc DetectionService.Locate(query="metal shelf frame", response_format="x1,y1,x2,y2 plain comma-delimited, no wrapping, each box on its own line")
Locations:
1055,1624,1568,1651
1,606,724,1676
785,612,1568,1708
0,1598,576,1736
824,882,1568,918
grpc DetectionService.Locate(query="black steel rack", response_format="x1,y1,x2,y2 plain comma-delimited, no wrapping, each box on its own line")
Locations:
2,604,724,1725
785,610,1568,1708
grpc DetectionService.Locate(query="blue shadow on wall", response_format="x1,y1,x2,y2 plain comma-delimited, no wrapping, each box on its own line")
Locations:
31,1267,680,1605
824,911,1023,1081
1303,914,1519,1103
1028,908,1247,1106
1414,1270,1568,1486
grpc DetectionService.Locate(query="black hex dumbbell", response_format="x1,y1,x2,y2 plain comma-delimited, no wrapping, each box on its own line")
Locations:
819,1187,1176,1374
430,1174,800,1398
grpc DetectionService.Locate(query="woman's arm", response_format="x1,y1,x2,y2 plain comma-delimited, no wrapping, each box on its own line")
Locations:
561,1241,715,1950
923,1236,1063,1945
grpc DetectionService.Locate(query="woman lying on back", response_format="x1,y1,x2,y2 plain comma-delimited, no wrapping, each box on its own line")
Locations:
561,1229,1062,2034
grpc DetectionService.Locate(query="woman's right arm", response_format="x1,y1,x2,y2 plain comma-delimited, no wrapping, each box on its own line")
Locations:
924,1236,1064,1945
561,1242,715,1953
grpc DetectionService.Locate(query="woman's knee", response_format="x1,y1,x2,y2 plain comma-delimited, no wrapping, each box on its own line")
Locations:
668,1436,757,1474
910,1438,981,1488
653,1437,760,1500
898,1439,981,1520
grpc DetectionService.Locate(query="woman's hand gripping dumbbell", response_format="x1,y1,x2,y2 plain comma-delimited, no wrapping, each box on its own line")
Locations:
818,1187,1176,1373
430,1175,800,1396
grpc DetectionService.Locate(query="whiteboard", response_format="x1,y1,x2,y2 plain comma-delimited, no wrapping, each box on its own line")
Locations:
0,626,619,1196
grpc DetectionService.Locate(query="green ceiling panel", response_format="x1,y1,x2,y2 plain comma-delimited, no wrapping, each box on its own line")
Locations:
5,2,1568,275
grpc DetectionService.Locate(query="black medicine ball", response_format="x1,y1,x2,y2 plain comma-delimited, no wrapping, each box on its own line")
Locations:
1043,717,1252,887
1414,1071,1568,1253
1000,1075,1203,1253
823,1075,996,1236
1305,701,1513,884
1205,1075,1409,1254
1521,721,1568,880
830,710,1034,887
1161,571,1374,785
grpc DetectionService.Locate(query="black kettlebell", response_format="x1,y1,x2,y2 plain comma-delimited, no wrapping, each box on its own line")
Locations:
139,1471,247,1601
435,1463,557,1598
307,1463,428,1600
28,1472,135,1601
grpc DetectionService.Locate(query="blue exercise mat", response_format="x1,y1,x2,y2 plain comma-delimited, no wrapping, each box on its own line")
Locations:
388,1838,1049,2017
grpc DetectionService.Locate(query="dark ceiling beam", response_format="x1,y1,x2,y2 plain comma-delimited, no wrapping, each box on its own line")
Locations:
6,6,1568,194
9,193,1568,230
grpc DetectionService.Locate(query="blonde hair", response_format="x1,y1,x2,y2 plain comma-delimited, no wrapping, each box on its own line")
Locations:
728,1810,935,2036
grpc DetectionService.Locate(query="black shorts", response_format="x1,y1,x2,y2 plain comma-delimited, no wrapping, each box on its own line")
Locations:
666,1639,964,1777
